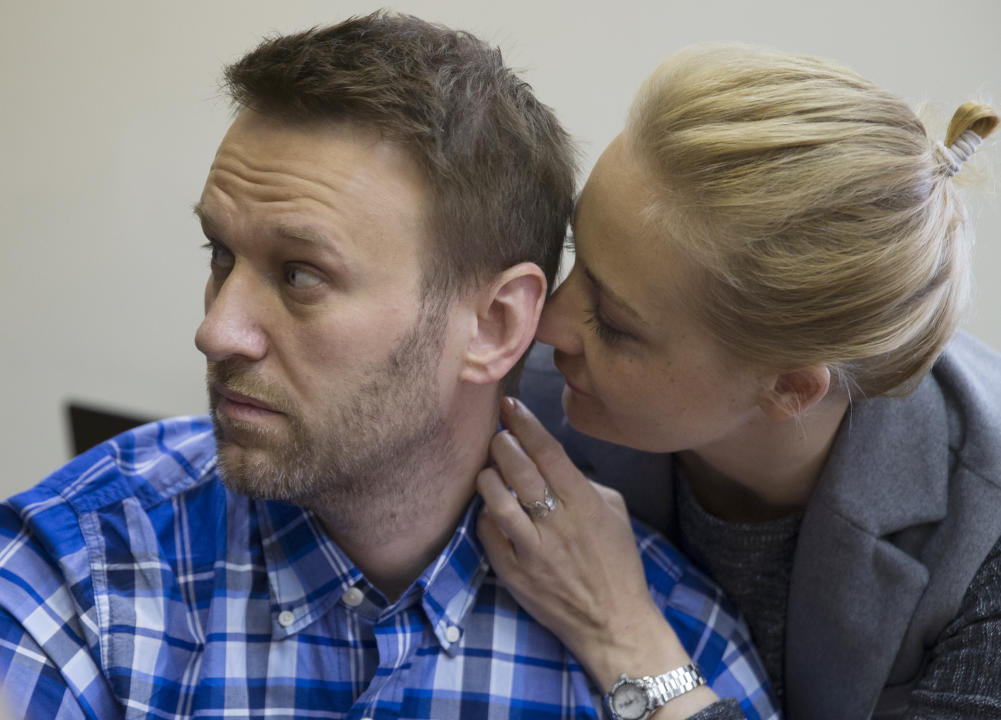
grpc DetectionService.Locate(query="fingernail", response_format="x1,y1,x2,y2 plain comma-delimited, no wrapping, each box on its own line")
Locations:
501,396,517,414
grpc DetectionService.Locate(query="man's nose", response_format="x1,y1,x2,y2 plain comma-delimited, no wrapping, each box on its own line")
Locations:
194,271,269,364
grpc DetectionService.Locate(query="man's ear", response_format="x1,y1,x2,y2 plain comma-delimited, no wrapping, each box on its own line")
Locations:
459,262,547,385
758,365,832,421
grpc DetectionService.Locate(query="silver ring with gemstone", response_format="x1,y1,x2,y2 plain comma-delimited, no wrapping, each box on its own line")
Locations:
520,486,557,520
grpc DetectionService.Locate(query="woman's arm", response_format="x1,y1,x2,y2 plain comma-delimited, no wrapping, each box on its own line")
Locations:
476,397,771,719
902,535,1001,718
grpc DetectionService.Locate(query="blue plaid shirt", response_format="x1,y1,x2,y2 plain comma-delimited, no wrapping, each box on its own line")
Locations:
0,417,777,719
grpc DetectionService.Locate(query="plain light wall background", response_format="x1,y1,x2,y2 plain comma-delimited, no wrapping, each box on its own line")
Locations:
2,0,999,498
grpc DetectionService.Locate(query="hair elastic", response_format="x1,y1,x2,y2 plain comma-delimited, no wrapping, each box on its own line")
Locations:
935,129,982,177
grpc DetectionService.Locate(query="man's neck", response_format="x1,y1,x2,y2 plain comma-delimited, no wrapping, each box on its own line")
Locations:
314,394,498,602
324,496,471,601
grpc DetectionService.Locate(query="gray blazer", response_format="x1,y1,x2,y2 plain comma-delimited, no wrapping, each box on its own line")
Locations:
518,333,1001,720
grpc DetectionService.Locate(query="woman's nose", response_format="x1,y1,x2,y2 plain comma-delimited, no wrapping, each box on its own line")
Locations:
535,272,585,356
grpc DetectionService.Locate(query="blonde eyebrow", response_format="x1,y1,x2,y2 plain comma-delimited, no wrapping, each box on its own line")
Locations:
583,265,651,328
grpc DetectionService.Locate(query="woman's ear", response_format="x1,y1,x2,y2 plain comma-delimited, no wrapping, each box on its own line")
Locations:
759,365,832,421
459,262,547,385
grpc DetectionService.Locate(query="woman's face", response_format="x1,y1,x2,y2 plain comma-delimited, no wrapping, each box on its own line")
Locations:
536,134,769,454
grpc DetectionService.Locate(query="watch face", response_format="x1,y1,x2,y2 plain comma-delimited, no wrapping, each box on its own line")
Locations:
610,682,648,720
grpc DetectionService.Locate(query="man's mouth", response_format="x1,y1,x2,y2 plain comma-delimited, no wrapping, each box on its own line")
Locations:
212,382,282,415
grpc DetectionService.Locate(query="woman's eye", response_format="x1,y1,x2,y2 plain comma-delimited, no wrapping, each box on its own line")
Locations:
285,265,322,289
585,305,630,345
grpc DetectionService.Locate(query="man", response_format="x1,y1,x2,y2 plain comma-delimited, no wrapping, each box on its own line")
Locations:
0,13,775,719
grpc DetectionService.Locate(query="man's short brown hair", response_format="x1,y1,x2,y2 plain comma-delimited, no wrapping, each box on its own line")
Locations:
224,11,576,300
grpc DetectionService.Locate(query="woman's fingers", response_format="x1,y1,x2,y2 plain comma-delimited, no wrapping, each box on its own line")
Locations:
475,465,543,551
479,403,700,694
475,508,515,568
488,431,553,510
498,397,590,499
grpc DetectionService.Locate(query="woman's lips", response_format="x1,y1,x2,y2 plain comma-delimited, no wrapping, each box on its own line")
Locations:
563,377,591,397
553,358,591,398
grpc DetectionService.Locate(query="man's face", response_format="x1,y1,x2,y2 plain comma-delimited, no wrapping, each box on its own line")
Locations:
194,110,453,507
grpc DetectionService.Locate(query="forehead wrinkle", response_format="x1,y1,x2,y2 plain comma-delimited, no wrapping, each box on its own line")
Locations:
208,152,349,204
208,145,423,231
201,144,431,284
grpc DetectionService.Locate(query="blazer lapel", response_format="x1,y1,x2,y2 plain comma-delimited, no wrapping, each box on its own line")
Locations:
785,379,950,720
785,503,929,719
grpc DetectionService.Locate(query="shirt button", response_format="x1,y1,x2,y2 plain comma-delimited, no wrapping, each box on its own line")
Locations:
278,610,295,627
444,625,461,643
342,586,364,607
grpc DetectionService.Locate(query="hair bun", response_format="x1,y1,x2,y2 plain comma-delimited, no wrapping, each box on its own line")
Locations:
937,101,999,177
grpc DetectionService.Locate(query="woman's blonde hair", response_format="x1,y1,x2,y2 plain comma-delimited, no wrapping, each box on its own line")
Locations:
627,44,998,397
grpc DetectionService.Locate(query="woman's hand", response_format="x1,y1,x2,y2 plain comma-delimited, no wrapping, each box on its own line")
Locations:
476,397,718,717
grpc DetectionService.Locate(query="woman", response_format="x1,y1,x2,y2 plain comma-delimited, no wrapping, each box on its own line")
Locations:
476,44,1000,720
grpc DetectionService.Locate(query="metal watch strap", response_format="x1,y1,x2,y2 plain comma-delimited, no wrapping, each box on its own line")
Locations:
642,663,707,705
605,663,707,720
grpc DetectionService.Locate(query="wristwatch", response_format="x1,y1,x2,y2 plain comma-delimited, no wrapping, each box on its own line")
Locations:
604,663,706,720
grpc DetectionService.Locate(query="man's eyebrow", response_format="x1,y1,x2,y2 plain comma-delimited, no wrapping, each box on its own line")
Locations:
583,265,651,328
193,203,334,247
192,202,210,224
274,223,340,253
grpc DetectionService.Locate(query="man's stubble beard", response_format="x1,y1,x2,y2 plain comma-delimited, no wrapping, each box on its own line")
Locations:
208,302,455,531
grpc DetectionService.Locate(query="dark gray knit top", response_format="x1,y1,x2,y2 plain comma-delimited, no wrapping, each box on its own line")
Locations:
675,474,801,703
677,475,1001,720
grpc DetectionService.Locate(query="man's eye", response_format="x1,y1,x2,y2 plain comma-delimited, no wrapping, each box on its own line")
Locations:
203,241,234,270
285,265,322,289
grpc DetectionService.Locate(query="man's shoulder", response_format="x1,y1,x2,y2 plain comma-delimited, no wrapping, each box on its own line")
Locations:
13,415,217,514
0,416,222,718
629,520,777,717
2,416,219,572
630,519,731,629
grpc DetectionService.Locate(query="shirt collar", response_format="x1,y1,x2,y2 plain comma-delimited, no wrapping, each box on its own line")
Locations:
415,496,490,654
257,495,490,652
257,498,361,637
